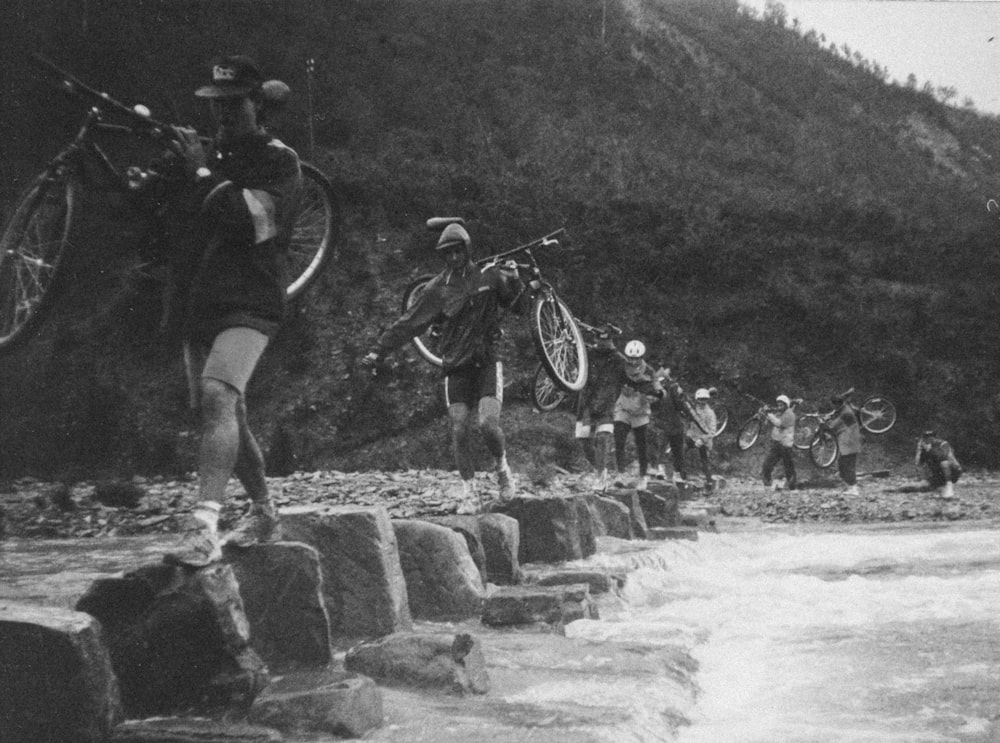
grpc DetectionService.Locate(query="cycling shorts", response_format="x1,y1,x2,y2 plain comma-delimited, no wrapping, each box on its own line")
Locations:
445,362,502,408
614,391,651,428
183,326,269,409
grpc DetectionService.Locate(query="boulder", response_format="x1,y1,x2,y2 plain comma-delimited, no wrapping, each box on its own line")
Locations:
608,490,650,538
637,485,679,527
111,718,283,742
424,514,488,582
249,669,383,738
580,493,633,539
223,541,333,671
344,632,489,695
75,562,267,717
492,495,595,564
0,602,121,743
281,505,412,643
481,584,598,628
477,513,521,585
392,519,484,621
678,507,717,531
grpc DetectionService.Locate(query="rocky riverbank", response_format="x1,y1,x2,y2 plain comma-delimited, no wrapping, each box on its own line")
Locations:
2,467,998,541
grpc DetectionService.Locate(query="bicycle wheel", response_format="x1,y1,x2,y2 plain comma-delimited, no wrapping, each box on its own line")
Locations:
0,169,77,353
286,162,339,301
737,417,762,451
532,362,568,412
712,404,729,437
531,291,588,392
400,273,443,367
794,414,821,450
859,396,896,434
810,430,839,468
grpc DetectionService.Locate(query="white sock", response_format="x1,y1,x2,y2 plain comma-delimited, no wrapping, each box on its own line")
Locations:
193,501,221,531
498,454,510,471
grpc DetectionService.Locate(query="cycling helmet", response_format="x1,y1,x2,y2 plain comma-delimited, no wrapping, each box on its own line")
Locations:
694,388,711,401
776,394,791,407
624,340,646,359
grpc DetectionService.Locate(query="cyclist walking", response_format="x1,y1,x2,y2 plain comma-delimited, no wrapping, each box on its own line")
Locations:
687,388,718,490
362,221,526,514
164,55,303,567
612,340,665,491
761,394,797,490
825,394,861,495
574,325,622,491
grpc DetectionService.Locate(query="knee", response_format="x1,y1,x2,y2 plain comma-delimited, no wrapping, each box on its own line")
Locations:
198,378,239,422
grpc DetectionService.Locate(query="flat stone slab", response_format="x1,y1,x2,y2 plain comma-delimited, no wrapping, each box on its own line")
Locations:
250,669,383,738
482,583,598,628
111,718,282,742
523,566,626,595
345,632,489,695
648,527,699,541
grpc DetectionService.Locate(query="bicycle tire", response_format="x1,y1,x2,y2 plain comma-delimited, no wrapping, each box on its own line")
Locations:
810,429,839,468
531,291,588,392
400,273,443,367
532,362,568,412
286,162,339,301
0,169,77,353
859,396,896,435
713,404,729,437
794,414,821,450
737,417,762,451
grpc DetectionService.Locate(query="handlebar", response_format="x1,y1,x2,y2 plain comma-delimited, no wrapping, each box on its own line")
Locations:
32,53,185,143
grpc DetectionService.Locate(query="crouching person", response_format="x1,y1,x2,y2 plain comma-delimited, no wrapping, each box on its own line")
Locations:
916,431,962,499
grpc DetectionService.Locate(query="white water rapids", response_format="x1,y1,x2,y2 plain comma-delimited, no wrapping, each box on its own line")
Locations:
569,522,1000,743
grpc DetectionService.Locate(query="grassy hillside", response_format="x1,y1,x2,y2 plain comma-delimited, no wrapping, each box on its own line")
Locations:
2,0,1000,479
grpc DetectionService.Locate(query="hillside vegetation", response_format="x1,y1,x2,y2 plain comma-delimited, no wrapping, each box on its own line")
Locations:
2,0,1000,479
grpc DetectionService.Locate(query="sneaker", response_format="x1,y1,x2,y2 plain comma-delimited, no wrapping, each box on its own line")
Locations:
164,515,222,568
455,480,481,515
940,482,956,500
653,465,667,481
636,476,649,492
846,485,860,496
597,469,609,492
613,474,628,488
225,502,281,548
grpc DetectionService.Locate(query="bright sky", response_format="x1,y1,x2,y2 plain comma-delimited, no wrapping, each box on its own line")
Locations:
740,0,1000,115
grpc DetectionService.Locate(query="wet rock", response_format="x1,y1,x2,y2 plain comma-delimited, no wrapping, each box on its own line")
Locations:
0,602,121,743
580,493,633,539
678,507,716,531
477,512,522,585
481,583,598,628
249,669,383,738
648,526,699,541
525,567,626,595
111,718,282,742
424,514,488,583
638,485,679,527
223,541,333,671
280,505,412,643
344,632,489,695
492,495,596,563
392,519,484,621
607,489,650,538
75,562,266,717
93,480,145,509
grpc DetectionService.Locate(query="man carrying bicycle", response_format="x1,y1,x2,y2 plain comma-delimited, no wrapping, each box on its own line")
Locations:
362,221,527,514
574,325,622,491
761,394,797,490
163,55,302,567
825,394,861,496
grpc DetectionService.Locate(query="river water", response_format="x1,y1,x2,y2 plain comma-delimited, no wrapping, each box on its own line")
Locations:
570,521,1000,743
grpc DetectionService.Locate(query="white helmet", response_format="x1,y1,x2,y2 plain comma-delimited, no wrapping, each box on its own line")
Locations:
695,388,711,401
776,394,791,407
624,340,646,359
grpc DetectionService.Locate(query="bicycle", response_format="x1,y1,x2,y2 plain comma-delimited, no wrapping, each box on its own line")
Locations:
734,393,778,451
531,319,622,412
400,219,589,393
0,54,339,354
793,387,897,468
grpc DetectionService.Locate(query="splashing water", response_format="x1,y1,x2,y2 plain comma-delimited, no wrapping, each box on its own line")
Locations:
570,523,1000,742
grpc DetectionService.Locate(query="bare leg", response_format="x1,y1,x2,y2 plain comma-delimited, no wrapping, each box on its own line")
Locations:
197,377,242,504
448,403,475,480
233,395,269,504
478,396,506,461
